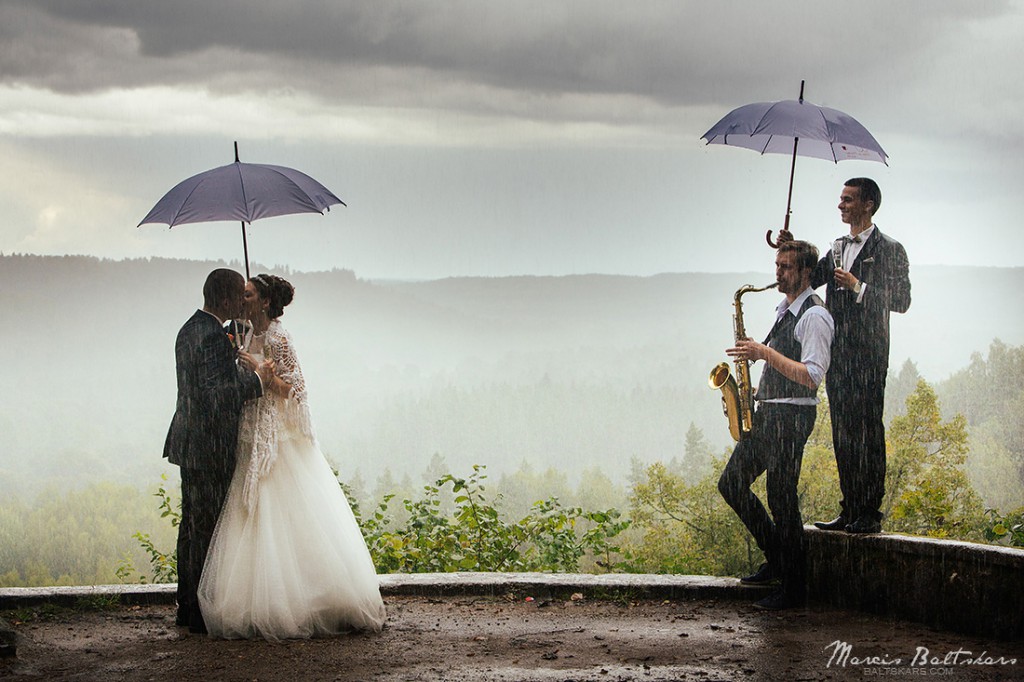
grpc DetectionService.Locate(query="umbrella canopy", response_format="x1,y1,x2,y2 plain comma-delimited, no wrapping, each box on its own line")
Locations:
701,99,887,164
701,81,886,245
138,143,345,276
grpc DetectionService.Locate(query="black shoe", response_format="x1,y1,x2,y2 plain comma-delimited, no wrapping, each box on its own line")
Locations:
813,516,847,531
740,562,779,585
753,590,805,611
845,518,882,534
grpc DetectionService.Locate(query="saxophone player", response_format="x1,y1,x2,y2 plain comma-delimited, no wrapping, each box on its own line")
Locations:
718,240,834,610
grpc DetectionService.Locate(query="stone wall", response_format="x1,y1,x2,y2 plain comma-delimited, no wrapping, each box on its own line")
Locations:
806,527,1024,640
2,532,1021,641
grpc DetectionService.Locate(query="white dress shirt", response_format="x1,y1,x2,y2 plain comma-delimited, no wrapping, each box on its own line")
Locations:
841,224,874,303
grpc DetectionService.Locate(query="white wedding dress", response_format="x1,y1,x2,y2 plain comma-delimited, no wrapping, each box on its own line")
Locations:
198,320,386,641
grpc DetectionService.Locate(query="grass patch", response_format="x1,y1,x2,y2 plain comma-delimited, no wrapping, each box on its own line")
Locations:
74,593,121,611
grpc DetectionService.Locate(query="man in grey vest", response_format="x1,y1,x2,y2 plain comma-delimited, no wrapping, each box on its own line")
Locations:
718,240,834,610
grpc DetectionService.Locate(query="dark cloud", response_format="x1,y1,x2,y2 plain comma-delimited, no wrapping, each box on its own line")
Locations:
3,0,1007,110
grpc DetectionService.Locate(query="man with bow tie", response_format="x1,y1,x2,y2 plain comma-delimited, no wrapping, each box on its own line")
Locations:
809,178,912,535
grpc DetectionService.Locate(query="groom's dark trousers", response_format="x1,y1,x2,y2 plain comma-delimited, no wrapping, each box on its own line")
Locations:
163,309,262,632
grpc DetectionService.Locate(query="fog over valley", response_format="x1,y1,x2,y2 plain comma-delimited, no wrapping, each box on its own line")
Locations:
2,254,1021,499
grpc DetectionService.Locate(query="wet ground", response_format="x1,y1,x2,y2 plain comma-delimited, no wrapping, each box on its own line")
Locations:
2,595,1021,681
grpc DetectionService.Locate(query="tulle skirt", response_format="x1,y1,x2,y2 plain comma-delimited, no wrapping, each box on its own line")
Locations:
198,433,386,641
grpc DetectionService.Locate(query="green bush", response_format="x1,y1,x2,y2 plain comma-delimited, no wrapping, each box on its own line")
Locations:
123,465,630,581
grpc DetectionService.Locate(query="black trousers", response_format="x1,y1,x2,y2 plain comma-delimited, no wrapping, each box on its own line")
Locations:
176,464,233,630
827,374,887,523
718,402,817,598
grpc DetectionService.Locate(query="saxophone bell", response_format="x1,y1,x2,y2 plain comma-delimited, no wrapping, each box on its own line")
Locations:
709,361,743,442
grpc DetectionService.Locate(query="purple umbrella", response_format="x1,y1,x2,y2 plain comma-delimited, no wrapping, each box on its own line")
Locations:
138,142,345,276
701,81,887,246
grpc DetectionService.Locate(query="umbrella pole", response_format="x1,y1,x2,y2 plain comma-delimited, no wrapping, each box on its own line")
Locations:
241,221,250,279
767,81,805,248
786,80,805,232
234,141,250,278
766,138,798,248
783,136,799,230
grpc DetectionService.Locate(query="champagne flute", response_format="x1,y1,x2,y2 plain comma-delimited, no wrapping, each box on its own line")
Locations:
832,239,845,290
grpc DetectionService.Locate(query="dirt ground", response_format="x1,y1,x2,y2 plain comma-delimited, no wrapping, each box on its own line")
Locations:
2,595,1021,681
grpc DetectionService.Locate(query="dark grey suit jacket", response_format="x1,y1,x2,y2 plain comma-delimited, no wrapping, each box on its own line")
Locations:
162,310,263,470
812,227,911,389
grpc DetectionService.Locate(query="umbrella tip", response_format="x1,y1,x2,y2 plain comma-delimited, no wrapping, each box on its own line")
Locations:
234,141,239,163
798,80,805,103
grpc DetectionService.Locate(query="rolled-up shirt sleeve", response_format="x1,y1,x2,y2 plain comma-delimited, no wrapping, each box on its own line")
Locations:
795,307,834,388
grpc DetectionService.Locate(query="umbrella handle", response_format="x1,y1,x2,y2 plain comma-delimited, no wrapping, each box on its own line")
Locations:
765,208,794,248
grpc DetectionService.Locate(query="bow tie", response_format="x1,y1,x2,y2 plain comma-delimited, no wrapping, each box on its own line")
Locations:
843,235,862,244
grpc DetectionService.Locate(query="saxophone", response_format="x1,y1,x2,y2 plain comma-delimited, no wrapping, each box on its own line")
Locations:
708,282,778,441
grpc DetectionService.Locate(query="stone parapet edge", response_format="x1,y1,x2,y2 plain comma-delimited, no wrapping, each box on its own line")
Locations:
0,573,766,610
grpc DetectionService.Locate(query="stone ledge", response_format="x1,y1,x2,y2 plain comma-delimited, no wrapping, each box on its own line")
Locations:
5,532,1020,640
806,526,1024,640
377,572,758,601
0,573,767,610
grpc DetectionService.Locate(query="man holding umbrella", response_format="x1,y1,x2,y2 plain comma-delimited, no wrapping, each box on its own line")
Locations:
791,178,912,534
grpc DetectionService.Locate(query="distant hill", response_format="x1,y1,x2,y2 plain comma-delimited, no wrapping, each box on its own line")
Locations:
1,254,1021,497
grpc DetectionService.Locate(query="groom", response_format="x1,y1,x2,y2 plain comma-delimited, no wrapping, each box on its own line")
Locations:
163,268,269,633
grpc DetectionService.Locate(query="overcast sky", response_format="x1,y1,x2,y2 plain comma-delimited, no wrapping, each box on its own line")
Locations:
2,1,1023,279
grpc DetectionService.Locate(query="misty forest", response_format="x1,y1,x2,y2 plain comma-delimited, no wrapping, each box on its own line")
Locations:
1,254,1023,586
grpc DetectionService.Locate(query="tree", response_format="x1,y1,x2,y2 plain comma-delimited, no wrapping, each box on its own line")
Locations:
627,455,649,489
884,358,922,423
625,459,757,577
679,423,714,484
372,467,398,504
372,467,415,526
574,466,625,513
494,459,572,519
2,481,175,587
964,424,1024,511
939,340,1024,493
883,379,986,539
421,452,450,486
342,468,371,513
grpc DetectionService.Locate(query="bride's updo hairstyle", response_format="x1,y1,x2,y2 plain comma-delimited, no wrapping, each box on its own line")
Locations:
250,274,295,320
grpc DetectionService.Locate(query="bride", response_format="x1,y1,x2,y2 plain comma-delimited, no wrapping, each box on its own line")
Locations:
198,273,386,640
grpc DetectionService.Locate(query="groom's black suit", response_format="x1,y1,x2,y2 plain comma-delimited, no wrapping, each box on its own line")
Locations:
164,309,262,631
812,227,911,525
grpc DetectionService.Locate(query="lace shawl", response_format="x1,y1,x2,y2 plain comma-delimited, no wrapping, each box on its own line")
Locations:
237,319,316,512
